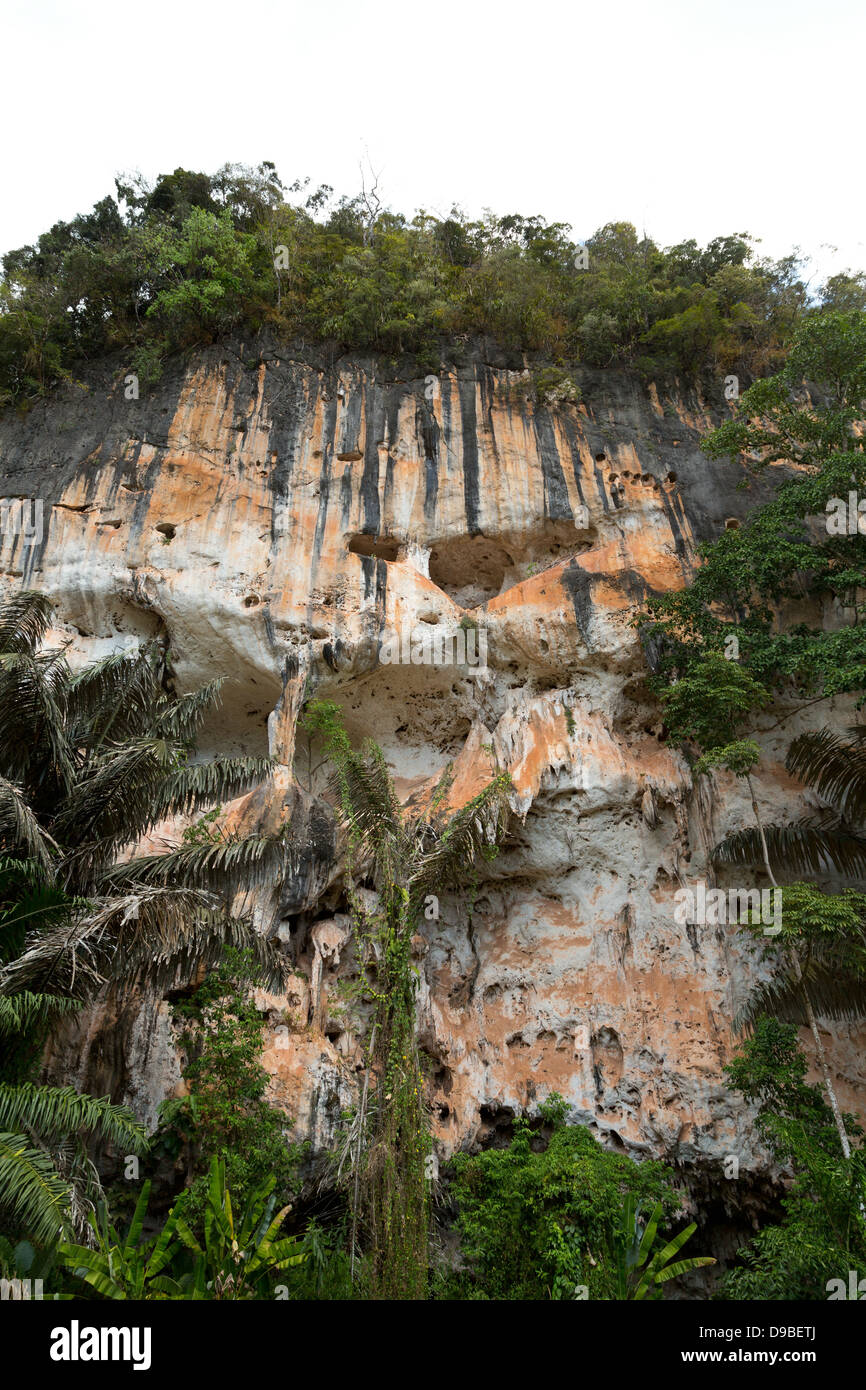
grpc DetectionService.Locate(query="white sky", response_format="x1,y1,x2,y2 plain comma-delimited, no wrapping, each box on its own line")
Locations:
2,0,864,288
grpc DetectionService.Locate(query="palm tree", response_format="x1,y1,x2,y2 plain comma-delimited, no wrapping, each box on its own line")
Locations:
0,589,294,1242
717,728,866,887
713,728,866,1160
0,857,148,1244
303,699,512,1299
0,590,290,997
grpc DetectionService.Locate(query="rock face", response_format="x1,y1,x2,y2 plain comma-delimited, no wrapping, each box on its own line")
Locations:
2,341,864,1194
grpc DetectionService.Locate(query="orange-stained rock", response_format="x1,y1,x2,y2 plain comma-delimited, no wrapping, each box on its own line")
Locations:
3,346,863,1171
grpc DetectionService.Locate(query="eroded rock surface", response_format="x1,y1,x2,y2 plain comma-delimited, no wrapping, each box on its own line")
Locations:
3,342,863,1188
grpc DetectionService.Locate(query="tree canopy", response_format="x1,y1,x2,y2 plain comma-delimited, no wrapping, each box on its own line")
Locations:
2,162,856,407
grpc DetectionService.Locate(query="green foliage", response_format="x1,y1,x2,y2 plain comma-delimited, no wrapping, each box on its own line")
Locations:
58,1156,304,1300
720,1019,866,1299
171,1156,304,1299
58,1179,190,1299
280,1218,353,1300
144,207,264,342
529,366,580,406
694,738,762,778
181,805,225,845
302,698,511,1299
0,591,283,1248
609,1193,714,1300
0,1081,146,1248
642,312,866,714
0,853,148,1247
156,948,304,1228
735,884,866,1028
441,1099,680,1300
0,163,823,408
659,653,771,749
0,591,284,1003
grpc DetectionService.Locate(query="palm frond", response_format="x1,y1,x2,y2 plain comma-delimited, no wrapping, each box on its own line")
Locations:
0,775,56,871
102,831,296,895
0,886,286,997
0,650,75,793
713,818,866,882
735,967,866,1030
65,649,162,746
0,1131,70,1244
0,1083,148,1153
52,739,179,881
331,741,405,875
58,752,275,884
154,679,224,742
409,773,512,910
0,991,80,1035
151,756,274,819
0,862,80,968
0,591,54,656
787,729,866,822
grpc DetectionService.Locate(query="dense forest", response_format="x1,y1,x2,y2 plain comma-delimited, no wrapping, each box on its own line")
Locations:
2,161,865,407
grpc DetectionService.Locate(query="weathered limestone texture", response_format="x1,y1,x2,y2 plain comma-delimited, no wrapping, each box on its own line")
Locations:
2,342,863,1179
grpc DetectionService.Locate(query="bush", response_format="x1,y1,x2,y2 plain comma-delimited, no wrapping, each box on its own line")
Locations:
155,948,305,1232
438,1094,680,1300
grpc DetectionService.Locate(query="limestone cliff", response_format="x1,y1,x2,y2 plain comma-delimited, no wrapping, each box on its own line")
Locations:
2,341,863,1215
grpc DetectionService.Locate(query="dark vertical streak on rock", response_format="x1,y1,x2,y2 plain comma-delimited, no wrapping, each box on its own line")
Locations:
311,394,337,573
417,393,440,522
340,465,353,529
561,413,589,511
360,553,376,603
458,371,480,535
658,489,689,568
534,406,573,521
339,377,363,457
361,381,383,536
560,558,594,649
382,385,402,525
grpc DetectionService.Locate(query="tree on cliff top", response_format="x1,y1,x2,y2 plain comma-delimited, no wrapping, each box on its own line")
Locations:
0,161,825,407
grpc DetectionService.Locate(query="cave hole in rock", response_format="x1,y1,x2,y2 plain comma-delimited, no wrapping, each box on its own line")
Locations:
724,517,740,530
428,533,512,606
155,522,176,541
347,533,402,562
429,521,598,607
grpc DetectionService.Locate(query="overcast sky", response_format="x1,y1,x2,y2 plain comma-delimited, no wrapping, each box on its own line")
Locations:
2,0,863,287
